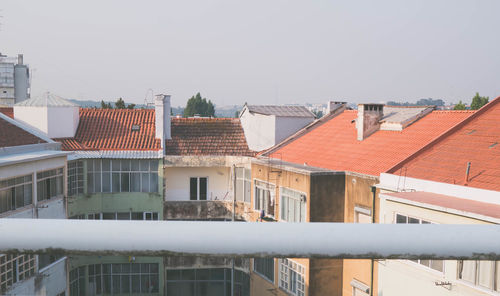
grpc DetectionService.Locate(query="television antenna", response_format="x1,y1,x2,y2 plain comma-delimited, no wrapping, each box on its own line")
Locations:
144,88,154,107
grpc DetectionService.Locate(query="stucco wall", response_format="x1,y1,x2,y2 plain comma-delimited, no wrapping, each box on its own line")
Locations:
240,110,276,151
164,166,232,202
274,116,314,144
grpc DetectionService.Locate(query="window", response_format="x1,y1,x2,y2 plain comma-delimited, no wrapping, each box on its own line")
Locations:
190,177,208,200
278,259,305,296
166,268,250,296
458,260,500,292
70,212,159,221
280,187,306,222
354,206,372,224
235,168,251,203
37,168,64,201
0,174,32,214
69,266,86,296
84,263,159,295
87,159,159,194
68,161,84,196
254,180,275,217
254,258,274,283
0,254,36,293
395,214,443,272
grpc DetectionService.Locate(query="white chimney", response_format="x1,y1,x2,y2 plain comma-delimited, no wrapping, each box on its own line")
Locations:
327,101,346,114
155,94,172,152
357,104,384,141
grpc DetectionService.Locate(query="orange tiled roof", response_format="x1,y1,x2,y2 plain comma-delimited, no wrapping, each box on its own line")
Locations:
54,108,161,151
266,109,474,176
0,116,47,148
388,97,500,191
0,107,13,119
166,118,255,156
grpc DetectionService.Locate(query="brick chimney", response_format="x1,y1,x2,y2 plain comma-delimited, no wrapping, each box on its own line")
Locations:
155,94,172,153
357,104,384,141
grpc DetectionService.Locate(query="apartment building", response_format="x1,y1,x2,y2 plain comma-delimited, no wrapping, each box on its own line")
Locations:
377,95,500,296
0,111,67,295
259,103,475,296
0,53,30,106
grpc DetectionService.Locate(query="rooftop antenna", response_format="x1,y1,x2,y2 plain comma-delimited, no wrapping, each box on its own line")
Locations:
144,88,154,107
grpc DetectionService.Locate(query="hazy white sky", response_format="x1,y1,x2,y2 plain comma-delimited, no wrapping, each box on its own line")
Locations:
1,0,499,107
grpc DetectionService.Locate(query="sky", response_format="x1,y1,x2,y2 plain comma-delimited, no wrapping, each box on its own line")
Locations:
1,0,499,107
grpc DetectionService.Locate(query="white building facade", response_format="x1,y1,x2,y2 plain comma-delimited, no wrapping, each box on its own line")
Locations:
0,53,30,106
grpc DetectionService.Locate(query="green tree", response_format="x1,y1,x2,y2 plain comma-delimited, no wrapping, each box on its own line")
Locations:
454,100,466,110
183,92,215,117
115,97,126,109
312,110,323,119
470,92,489,110
100,100,112,109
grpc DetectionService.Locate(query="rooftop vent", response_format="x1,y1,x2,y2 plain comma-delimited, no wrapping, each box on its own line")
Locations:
131,124,140,131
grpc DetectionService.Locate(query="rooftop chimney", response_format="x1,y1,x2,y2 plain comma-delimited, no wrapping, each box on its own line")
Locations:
357,104,384,141
155,94,172,154
327,101,347,114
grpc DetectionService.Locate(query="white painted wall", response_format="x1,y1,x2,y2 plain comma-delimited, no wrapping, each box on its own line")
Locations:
240,109,276,151
274,116,314,144
14,105,49,134
14,105,79,138
7,257,67,296
164,167,233,201
47,106,79,138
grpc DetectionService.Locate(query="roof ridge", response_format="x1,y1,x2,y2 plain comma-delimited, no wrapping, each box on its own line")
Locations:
387,96,500,174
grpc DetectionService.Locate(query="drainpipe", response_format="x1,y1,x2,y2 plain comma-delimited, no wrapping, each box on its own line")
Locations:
231,165,236,296
370,185,376,296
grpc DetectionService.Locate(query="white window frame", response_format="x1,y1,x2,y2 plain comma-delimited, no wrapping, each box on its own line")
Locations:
278,258,305,296
189,176,209,201
253,179,276,218
457,260,500,293
279,187,307,223
235,167,251,203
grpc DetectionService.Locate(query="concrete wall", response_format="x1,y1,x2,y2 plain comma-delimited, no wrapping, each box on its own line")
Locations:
14,64,29,103
164,200,252,221
378,198,494,296
68,193,164,219
164,166,232,202
274,116,314,145
47,106,79,138
7,257,67,296
13,106,49,134
342,173,379,296
240,110,276,151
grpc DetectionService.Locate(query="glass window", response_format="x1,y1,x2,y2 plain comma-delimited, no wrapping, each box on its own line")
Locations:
37,168,63,202
254,258,274,282
68,161,84,196
280,187,306,222
199,178,207,200
254,180,275,217
0,174,33,214
190,178,197,200
278,259,305,296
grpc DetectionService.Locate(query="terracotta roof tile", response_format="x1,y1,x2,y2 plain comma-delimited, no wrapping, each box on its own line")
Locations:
166,118,255,156
388,97,500,191
53,108,161,151
0,116,47,148
267,109,474,176
0,107,13,119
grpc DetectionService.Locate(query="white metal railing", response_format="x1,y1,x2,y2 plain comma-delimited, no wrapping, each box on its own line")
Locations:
0,219,499,259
